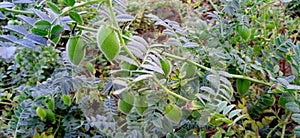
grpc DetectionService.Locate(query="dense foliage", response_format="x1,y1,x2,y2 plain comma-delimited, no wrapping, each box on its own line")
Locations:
0,0,300,137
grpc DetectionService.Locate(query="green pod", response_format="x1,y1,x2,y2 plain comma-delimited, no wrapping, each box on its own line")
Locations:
97,25,120,61
46,98,55,111
66,36,85,65
45,109,56,123
160,59,172,77
62,94,72,106
36,107,47,120
236,79,251,96
236,25,251,40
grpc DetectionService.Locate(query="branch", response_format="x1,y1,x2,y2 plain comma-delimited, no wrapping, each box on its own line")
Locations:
0,8,34,15
158,50,272,87
52,0,104,24
281,112,292,138
0,101,16,106
152,76,189,101
106,0,141,66
74,25,272,87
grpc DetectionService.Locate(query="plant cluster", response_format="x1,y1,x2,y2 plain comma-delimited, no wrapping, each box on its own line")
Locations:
0,0,300,137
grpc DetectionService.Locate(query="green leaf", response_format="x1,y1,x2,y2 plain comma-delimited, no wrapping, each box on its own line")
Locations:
232,114,246,125
36,107,47,120
236,79,250,96
226,130,235,136
32,28,48,36
50,25,63,44
210,113,225,126
271,83,286,93
69,11,83,24
252,104,264,114
46,98,55,111
217,117,233,124
45,109,56,123
188,100,205,110
279,93,294,107
122,92,134,105
212,129,222,138
180,62,196,78
134,94,147,115
32,20,51,36
85,62,95,73
121,62,137,70
236,25,250,40
47,1,61,14
259,95,275,106
223,104,235,115
228,109,241,119
66,36,85,65
34,20,51,29
164,104,182,124
292,114,300,124
97,25,120,61
160,59,172,77
118,92,134,114
62,94,72,106
285,102,300,113
217,101,227,112
64,0,75,6
282,0,292,3
295,126,300,136
118,100,133,114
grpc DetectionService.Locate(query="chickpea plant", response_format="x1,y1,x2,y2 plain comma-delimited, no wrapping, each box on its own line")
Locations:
0,0,300,137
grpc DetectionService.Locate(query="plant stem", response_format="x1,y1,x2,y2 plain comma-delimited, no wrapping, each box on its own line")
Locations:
208,0,224,40
77,25,97,32
75,26,272,87
208,0,220,13
230,74,271,86
0,101,16,106
53,115,62,136
0,8,34,15
281,112,292,138
106,0,141,66
267,122,281,138
158,50,272,86
52,0,104,24
152,76,189,101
